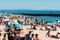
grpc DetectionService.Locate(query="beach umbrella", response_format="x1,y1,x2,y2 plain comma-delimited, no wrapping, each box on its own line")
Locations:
8,21,15,25
14,24,22,28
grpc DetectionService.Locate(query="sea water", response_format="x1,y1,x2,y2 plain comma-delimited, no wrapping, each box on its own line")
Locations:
31,16,60,22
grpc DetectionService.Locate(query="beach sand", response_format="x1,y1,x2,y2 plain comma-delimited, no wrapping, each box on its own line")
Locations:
0,25,60,40
22,26,60,40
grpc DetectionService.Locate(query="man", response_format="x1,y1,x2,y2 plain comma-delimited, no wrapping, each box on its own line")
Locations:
26,31,32,40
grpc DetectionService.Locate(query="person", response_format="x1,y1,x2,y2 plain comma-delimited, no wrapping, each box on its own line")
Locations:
33,25,37,30
51,25,54,28
14,33,18,40
2,34,6,40
8,33,14,40
56,32,60,39
24,34,27,40
30,23,33,29
26,31,32,40
35,19,38,24
17,34,21,40
46,30,50,37
0,19,3,25
51,32,60,39
0,33,2,40
45,26,48,30
35,34,40,40
31,34,35,40
53,27,57,31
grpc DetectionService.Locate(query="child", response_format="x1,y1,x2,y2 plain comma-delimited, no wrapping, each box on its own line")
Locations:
31,34,35,40
35,34,40,40
2,34,6,40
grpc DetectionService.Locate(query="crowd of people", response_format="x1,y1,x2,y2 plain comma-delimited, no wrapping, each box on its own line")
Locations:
0,14,60,40
0,31,40,40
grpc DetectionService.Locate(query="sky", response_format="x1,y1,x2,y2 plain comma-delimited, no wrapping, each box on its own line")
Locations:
0,0,60,10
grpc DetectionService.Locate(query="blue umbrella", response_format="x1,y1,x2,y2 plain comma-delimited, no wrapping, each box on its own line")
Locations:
10,21,15,25
14,24,22,28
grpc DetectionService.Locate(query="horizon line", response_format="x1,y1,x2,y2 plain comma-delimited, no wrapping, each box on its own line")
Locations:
0,9,60,11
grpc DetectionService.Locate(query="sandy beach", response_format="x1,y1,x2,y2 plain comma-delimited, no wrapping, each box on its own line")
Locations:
0,14,60,40
1,25,60,40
